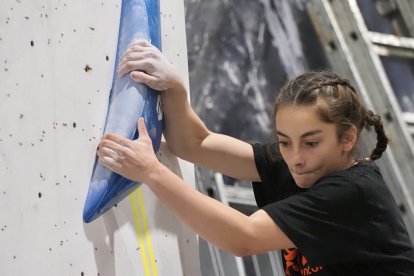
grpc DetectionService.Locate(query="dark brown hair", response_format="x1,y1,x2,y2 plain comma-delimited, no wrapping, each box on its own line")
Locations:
273,71,388,160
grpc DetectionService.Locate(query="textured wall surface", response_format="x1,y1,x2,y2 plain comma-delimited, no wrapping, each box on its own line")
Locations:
0,1,200,275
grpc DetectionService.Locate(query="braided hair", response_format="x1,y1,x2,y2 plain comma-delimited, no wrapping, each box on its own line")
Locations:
274,71,389,160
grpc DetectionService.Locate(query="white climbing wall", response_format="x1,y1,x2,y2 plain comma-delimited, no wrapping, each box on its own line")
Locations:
0,0,200,275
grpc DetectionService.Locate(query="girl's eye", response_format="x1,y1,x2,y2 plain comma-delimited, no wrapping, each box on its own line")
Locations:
305,141,319,148
278,141,290,147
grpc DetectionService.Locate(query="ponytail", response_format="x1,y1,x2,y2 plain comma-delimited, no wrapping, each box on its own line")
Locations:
364,110,389,160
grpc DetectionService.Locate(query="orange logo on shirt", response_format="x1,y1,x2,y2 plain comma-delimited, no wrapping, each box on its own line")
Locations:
284,248,299,275
283,249,324,275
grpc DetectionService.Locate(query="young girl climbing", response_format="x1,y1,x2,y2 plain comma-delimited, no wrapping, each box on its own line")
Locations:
97,40,414,275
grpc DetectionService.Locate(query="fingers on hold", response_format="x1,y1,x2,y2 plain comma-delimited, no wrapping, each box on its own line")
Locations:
124,61,150,77
130,71,141,81
129,40,151,52
133,39,152,47
135,119,150,141
138,118,147,133
102,147,124,160
102,133,113,140
130,71,149,83
119,49,143,74
129,43,144,52
101,138,132,154
125,60,139,72
146,75,157,88
118,63,131,78
124,51,144,63
99,156,122,169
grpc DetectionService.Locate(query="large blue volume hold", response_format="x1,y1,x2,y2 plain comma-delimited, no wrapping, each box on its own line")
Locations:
83,0,162,223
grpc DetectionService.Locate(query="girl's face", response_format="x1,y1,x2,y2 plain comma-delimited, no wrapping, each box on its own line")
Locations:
276,105,355,188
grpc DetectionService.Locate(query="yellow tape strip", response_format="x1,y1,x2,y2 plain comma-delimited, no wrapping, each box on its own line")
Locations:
130,193,151,276
136,188,159,276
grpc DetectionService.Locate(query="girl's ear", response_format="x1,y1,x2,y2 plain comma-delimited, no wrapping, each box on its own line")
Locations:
341,125,358,153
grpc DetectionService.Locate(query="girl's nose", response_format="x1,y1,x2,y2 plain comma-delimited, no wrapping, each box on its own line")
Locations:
292,148,305,168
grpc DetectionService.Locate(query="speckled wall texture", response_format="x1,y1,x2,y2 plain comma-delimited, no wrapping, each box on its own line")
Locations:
0,0,200,275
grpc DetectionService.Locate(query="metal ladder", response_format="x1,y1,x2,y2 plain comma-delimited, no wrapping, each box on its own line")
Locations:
196,169,285,276
307,0,414,238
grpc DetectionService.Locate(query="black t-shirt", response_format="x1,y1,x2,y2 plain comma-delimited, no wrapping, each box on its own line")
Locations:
252,143,414,275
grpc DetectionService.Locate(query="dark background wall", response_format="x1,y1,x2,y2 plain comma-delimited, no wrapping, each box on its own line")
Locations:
184,0,329,144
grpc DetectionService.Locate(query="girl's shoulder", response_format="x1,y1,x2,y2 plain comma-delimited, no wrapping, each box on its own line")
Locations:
315,161,391,209
320,160,382,187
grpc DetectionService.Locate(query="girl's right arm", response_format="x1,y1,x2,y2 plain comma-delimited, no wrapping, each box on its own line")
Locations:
97,119,295,255
118,40,261,181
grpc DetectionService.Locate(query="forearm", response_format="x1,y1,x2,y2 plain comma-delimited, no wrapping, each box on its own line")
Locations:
161,81,211,161
161,81,261,181
146,162,255,255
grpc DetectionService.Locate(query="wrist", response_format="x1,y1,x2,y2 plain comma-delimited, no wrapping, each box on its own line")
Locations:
166,73,186,94
144,161,169,185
